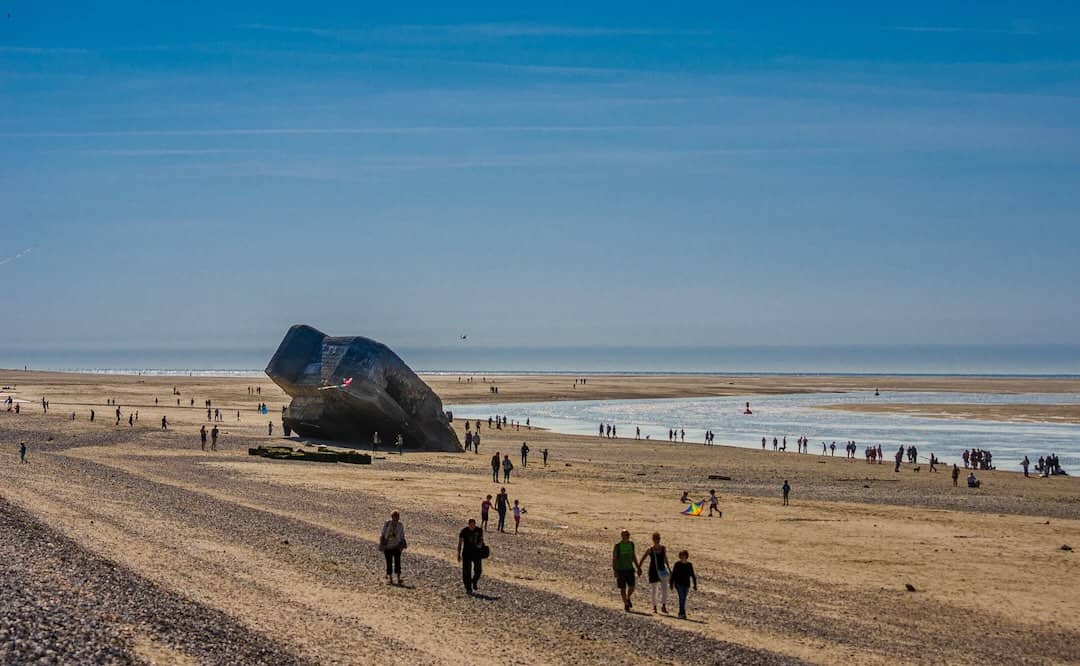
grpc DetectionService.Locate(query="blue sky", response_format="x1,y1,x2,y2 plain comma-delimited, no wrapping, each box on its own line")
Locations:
2,1,1079,352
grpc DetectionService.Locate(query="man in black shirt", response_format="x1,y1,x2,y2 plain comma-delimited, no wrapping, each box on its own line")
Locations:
457,518,485,594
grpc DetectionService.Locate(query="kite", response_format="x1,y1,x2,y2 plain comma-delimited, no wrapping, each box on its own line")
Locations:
0,247,32,267
681,501,705,516
317,377,354,391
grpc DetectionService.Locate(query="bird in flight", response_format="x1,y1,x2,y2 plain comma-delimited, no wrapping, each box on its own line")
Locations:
460,334,467,340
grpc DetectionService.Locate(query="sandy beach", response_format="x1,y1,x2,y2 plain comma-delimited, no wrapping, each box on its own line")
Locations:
2,370,1079,664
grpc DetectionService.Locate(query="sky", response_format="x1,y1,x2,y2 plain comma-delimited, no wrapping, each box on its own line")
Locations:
2,1,1079,353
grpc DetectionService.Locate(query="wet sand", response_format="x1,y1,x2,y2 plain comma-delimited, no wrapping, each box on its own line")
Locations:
1,370,1079,664
818,402,1080,424
426,373,1080,404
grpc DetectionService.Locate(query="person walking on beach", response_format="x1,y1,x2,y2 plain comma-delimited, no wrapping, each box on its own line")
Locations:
161,415,168,431
762,436,766,450
520,442,529,468
669,550,698,620
200,425,207,451
542,448,548,466
490,452,500,483
18,442,27,464
894,446,904,472
512,499,522,534
379,510,406,585
481,495,493,531
211,425,219,451
952,464,960,487
472,430,480,455
612,530,642,612
268,422,274,436
708,489,721,518
502,454,513,483
638,532,671,614
90,409,95,422
782,479,791,506
457,518,485,595
495,487,510,533
1022,455,1030,477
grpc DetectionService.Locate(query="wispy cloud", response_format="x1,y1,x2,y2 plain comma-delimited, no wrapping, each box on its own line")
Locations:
73,148,248,157
0,46,90,55
1,124,726,139
158,147,836,183
243,22,708,40
0,247,33,267
886,25,1039,36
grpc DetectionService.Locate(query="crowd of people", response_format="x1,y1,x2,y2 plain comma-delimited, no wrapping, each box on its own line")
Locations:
962,448,994,470
1034,453,1065,476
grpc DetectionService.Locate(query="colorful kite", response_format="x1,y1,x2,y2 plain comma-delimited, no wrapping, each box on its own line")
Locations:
317,377,354,391
681,501,705,516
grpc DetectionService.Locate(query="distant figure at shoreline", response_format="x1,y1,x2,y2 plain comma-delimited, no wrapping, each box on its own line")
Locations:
782,480,791,506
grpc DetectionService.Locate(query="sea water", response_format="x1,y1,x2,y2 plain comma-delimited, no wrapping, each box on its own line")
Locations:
448,391,1080,473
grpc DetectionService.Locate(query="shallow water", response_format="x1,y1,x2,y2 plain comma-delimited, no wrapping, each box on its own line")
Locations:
449,391,1080,472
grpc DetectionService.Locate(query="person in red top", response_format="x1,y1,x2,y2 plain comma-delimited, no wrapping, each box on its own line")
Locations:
481,495,493,531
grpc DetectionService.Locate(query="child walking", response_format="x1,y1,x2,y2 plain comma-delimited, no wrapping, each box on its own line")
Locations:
669,550,698,619
512,499,522,534
708,489,721,517
481,495,493,531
